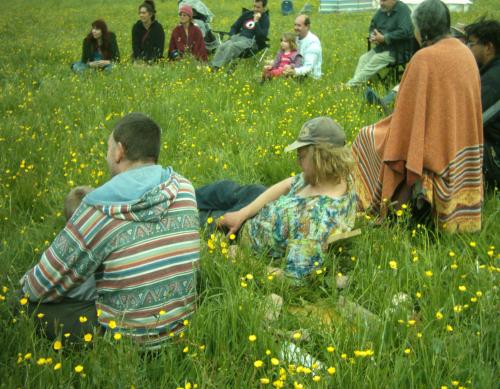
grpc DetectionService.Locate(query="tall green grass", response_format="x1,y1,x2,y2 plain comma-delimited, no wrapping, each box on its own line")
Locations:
0,0,499,387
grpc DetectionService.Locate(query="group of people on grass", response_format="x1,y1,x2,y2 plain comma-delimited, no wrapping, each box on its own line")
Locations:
21,0,499,348
71,0,323,80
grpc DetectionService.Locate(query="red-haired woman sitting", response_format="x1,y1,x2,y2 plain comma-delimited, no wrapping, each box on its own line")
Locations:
72,19,120,73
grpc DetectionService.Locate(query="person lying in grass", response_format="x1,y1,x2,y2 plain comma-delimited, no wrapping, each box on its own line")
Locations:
196,116,357,278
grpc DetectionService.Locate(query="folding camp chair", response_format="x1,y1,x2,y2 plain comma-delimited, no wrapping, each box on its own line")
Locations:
367,37,418,86
212,30,270,67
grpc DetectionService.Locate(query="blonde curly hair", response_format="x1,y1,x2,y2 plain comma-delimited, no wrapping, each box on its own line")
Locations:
307,143,354,186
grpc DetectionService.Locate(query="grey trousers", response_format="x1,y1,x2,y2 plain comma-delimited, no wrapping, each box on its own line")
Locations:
211,35,255,68
347,49,395,86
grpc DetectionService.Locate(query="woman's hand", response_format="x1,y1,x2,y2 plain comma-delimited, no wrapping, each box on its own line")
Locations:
218,209,248,236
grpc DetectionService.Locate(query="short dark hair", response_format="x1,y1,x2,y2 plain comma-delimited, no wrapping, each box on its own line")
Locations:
113,113,161,163
465,18,500,54
255,0,267,7
303,15,311,27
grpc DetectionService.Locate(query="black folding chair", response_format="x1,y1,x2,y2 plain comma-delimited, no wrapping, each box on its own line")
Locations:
367,37,418,86
212,30,270,67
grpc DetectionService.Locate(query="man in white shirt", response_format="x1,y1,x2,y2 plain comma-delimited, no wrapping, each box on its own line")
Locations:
283,15,322,79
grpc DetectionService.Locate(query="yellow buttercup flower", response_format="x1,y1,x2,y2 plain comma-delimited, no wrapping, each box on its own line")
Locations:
254,360,264,368
74,365,84,373
248,334,257,342
53,340,62,351
327,366,336,375
83,333,92,342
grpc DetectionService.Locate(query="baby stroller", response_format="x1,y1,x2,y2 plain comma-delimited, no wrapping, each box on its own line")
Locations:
178,0,219,52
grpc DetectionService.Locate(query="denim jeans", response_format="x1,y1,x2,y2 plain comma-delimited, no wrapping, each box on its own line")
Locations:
196,180,266,229
71,61,113,73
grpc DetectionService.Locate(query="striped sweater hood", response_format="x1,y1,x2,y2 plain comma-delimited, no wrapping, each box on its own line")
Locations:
84,165,177,222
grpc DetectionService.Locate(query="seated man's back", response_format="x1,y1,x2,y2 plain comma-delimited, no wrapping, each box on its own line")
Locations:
22,113,200,348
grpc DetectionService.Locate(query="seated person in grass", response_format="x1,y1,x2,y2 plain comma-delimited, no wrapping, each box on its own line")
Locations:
71,19,120,73
365,23,468,112
283,15,322,79
261,32,302,82
352,0,483,233
210,0,270,70
20,113,200,347
132,0,165,62
168,4,208,61
196,117,357,278
346,0,413,87
465,18,500,189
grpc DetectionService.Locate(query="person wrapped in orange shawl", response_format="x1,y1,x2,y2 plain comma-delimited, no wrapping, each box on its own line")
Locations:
352,0,483,233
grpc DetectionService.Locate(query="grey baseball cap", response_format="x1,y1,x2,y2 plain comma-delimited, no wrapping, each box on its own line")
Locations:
284,116,346,152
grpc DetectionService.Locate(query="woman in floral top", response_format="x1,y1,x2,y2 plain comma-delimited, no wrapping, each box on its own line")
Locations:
197,116,357,278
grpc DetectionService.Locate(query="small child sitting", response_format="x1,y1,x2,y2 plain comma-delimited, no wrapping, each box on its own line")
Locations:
64,186,98,301
261,32,302,82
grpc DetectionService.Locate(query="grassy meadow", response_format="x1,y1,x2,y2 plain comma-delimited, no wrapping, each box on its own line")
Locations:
1,0,499,387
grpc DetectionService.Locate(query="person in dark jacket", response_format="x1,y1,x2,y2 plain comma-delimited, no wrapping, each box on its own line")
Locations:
168,4,208,61
71,19,120,73
465,19,500,188
132,0,165,62
346,0,413,87
210,0,270,70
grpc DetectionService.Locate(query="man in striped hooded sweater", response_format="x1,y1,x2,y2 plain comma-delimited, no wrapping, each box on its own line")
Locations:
20,113,200,349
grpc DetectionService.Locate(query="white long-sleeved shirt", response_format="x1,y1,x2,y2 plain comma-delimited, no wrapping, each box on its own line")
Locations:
295,31,322,79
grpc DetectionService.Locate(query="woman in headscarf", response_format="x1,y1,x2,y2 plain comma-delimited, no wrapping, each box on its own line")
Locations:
168,4,208,61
